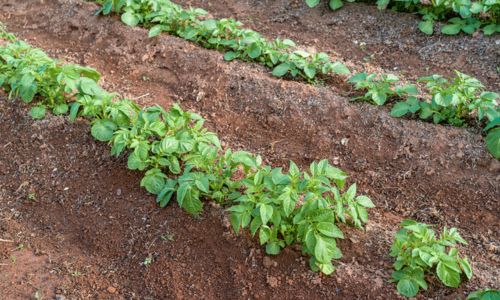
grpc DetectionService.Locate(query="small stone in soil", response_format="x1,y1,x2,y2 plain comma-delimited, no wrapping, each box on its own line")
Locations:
266,276,279,288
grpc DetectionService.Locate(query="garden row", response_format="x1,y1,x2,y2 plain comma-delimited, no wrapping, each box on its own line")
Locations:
1,25,497,298
92,0,500,159
305,0,500,35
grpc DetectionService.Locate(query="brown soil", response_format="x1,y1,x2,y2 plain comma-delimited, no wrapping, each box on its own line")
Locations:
0,0,499,299
183,0,500,90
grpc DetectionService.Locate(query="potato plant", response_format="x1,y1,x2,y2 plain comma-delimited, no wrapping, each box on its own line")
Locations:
389,71,500,158
0,31,373,275
92,0,350,82
467,289,500,300
303,0,499,35
390,220,473,298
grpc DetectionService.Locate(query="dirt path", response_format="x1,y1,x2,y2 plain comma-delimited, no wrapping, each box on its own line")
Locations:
0,0,499,299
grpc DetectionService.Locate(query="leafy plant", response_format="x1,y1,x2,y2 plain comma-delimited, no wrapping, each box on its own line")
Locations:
390,220,473,298
0,30,372,275
389,71,500,157
302,0,499,35
467,289,500,300
229,160,373,274
93,0,349,82
349,73,417,105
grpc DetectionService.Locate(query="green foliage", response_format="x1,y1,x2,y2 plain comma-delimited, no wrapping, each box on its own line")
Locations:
467,289,500,300
348,73,417,105
93,0,349,82
302,0,499,35
0,39,101,118
390,220,472,297
229,160,372,273
388,71,499,158
0,32,372,275
392,71,499,126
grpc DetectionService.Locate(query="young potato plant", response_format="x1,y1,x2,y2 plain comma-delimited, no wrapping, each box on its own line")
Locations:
467,289,500,300
390,220,472,298
0,40,101,119
0,32,373,275
389,71,500,158
302,0,499,35
93,0,350,82
348,72,418,105
229,160,374,274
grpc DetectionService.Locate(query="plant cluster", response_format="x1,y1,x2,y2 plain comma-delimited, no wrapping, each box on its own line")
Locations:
92,0,349,82
467,289,500,300
2,26,489,298
89,0,499,159
304,0,500,35
348,73,418,106
349,71,500,158
390,220,473,298
0,33,372,275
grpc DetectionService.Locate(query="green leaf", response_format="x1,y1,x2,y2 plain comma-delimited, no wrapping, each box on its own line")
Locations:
30,105,46,120
176,183,189,207
157,181,176,208
69,102,81,122
91,119,117,142
459,257,473,280
305,0,320,8
328,0,343,10
78,78,102,96
148,25,163,38
266,242,281,255
331,62,350,75
485,128,500,159
127,152,147,171
224,51,239,61
397,278,419,298
419,20,434,35
260,204,273,225
272,63,290,77
140,170,166,195
232,151,258,168
52,103,69,115
304,64,316,79
195,177,210,193
247,43,262,59
316,222,344,238
356,195,375,208
436,261,461,288
183,193,203,214
314,235,336,263
467,289,500,300
230,213,242,233
390,102,410,118
259,226,271,245
441,24,462,35
483,24,499,36
121,12,140,26
376,0,390,9
318,261,336,274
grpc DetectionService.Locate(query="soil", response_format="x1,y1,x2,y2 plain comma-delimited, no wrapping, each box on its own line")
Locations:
184,0,500,91
0,0,499,299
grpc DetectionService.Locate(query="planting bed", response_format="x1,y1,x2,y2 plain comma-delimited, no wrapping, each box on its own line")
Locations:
0,0,499,299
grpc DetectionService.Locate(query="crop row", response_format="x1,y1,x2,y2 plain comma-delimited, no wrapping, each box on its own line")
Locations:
1,26,498,298
91,0,500,159
0,27,371,276
305,0,500,35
